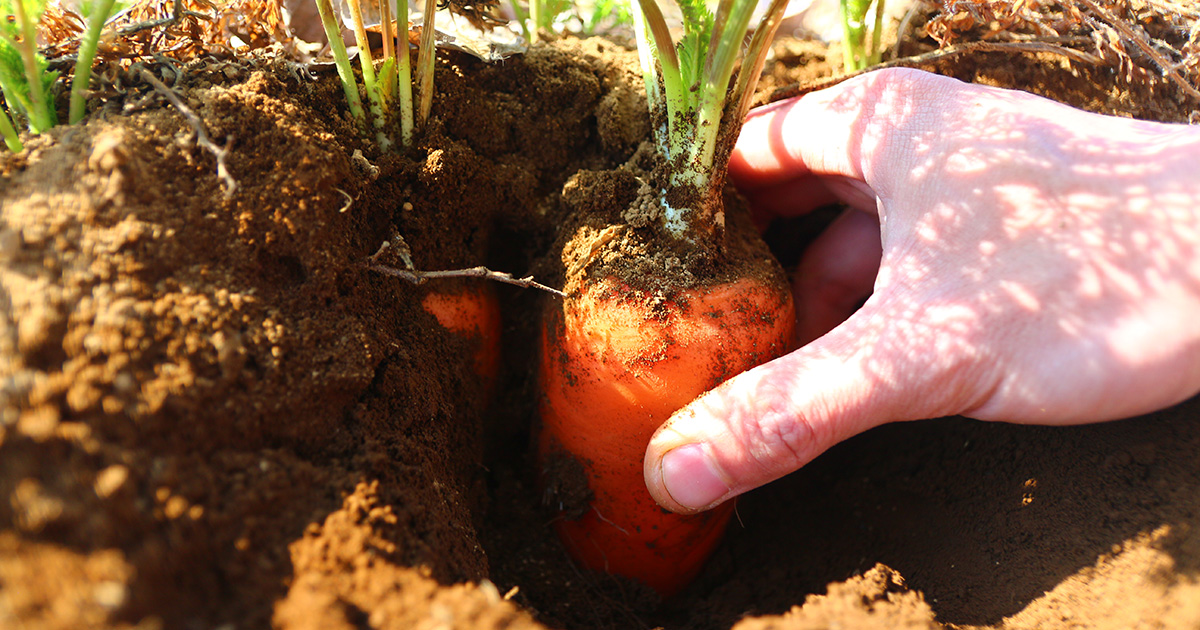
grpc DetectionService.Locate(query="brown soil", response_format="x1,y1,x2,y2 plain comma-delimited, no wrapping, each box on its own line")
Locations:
3,14,1200,630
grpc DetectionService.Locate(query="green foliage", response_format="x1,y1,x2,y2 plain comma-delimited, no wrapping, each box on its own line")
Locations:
71,0,120,124
0,0,42,40
582,0,633,34
840,0,884,71
630,0,790,239
0,37,58,134
0,0,58,141
516,0,633,39
674,0,712,95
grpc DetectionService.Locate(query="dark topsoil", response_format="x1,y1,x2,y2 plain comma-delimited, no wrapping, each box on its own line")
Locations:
2,13,1200,630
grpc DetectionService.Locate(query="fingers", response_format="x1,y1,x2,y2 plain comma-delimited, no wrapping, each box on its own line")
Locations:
642,314,896,514
644,293,991,514
793,209,881,345
729,68,953,189
720,67,945,224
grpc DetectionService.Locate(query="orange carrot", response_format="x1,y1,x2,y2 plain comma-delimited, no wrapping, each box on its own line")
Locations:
534,0,795,596
539,273,794,597
422,283,502,396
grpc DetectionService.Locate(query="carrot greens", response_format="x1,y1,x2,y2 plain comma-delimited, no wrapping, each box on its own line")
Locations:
316,0,477,150
69,0,120,124
630,0,789,240
0,0,58,148
1,0,122,151
840,0,884,71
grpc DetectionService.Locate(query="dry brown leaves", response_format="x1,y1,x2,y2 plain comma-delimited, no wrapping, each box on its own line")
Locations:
925,0,1200,100
40,0,291,63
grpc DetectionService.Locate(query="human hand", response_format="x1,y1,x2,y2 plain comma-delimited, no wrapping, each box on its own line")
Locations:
645,68,1200,514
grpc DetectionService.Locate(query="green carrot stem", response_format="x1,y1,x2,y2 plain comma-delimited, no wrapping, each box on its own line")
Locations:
396,0,414,146
869,0,885,65
70,0,118,124
839,0,855,70
314,0,368,129
629,0,683,158
347,0,391,148
627,0,791,241
688,0,754,186
0,105,22,151
730,0,789,132
529,0,542,40
415,0,436,127
379,0,397,103
13,0,53,133
630,7,663,152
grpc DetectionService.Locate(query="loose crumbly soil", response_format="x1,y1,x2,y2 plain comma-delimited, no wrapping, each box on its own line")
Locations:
2,21,1200,630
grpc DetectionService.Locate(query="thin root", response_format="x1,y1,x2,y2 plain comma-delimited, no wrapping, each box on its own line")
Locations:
366,264,566,297
138,67,238,199
335,188,353,212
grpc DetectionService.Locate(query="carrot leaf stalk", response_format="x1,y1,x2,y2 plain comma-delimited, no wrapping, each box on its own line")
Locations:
314,0,369,130
395,0,414,146
346,0,392,149
415,0,437,127
630,0,790,243
840,0,885,71
0,0,58,138
0,95,20,151
69,0,119,124
314,0,420,150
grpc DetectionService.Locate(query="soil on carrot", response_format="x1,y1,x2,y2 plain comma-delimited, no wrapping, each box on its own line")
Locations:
3,10,1200,630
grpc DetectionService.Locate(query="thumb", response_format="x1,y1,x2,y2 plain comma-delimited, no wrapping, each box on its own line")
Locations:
644,300,984,514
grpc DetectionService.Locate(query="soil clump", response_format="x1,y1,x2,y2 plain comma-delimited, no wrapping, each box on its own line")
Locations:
2,11,1200,630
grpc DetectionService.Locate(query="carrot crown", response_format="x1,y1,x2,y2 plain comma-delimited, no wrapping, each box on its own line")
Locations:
629,0,788,241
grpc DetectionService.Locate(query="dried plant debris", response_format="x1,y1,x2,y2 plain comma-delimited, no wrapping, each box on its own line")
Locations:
40,0,291,63
924,0,1199,100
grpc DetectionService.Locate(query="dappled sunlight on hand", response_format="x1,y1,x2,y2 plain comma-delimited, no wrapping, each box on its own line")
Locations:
648,68,1200,513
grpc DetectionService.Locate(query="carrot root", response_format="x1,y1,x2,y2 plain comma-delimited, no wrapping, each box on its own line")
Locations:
539,275,794,597
422,283,502,397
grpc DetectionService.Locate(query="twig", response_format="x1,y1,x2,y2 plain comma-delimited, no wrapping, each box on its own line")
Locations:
137,68,238,198
117,0,209,38
366,263,566,297
1074,0,1200,102
765,39,1104,105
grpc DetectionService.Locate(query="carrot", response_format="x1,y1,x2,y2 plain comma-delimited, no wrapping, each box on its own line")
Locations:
534,0,795,597
539,269,794,597
422,283,502,397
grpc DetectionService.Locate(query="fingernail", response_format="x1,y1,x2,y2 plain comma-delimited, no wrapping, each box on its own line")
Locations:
660,443,730,510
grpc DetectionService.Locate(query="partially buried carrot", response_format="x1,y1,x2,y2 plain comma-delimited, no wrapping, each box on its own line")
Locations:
539,257,794,597
537,0,795,597
422,282,502,397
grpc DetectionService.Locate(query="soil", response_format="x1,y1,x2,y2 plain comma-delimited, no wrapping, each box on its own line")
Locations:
3,8,1200,630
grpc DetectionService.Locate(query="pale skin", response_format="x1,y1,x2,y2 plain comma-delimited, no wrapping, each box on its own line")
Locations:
644,68,1200,514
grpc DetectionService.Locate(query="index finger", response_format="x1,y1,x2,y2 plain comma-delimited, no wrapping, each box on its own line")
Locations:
728,68,964,193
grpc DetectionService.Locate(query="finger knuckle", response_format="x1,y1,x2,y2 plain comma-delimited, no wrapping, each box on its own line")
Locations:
738,383,819,475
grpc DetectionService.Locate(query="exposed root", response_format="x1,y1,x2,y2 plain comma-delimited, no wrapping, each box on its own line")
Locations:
366,264,566,297
137,67,238,198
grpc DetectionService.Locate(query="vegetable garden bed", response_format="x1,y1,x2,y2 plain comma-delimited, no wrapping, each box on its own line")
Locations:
2,1,1200,628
